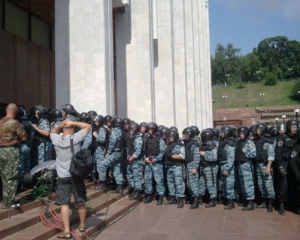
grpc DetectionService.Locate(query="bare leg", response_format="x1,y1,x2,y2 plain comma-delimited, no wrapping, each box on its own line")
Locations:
61,205,70,233
78,204,86,227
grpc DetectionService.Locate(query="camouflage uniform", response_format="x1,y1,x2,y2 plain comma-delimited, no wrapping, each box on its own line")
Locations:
0,117,26,207
255,137,275,199
19,119,34,185
99,127,123,185
165,142,185,198
199,143,218,199
81,128,92,150
127,134,143,191
144,136,166,197
185,141,200,197
36,118,50,165
235,139,256,200
218,139,235,200
94,127,107,176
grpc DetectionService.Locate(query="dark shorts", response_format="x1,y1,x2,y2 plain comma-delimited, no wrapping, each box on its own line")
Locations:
55,177,87,206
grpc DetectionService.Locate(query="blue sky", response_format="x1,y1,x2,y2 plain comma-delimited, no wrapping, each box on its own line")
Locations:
209,0,300,56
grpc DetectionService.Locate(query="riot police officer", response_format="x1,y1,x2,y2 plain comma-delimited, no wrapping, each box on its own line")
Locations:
275,119,298,215
218,126,236,210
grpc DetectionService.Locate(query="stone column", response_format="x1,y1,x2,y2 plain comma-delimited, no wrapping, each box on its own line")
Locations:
55,0,115,114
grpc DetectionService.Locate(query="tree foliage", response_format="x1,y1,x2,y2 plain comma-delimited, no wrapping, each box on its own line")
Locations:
264,72,277,86
211,36,300,85
290,79,300,100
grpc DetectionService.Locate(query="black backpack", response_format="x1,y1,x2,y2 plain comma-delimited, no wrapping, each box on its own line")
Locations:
69,135,94,179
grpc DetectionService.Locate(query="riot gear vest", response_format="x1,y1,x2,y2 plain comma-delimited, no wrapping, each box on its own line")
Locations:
91,126,99,150
279,134,298,160
124,130,131,152
33,119,50,142
217,138,235,164
184,140,200,163
165,141,184,165
200,143,216,167
114,128,125,152
128,135,136,156
255,137,273,162
145,135,160,157
235,139,251,163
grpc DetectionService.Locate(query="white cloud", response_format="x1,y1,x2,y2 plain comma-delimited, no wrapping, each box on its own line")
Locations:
214,0,300,22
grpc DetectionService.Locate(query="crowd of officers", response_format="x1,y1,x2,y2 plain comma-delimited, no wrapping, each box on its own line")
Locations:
1,103,300,216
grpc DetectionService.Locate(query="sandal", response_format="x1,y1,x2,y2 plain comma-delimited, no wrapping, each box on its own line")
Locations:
57,232,72,239
78,225,86,233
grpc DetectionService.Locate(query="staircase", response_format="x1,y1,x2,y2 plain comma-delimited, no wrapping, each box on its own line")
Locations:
0,182,141,240
256,105,300,126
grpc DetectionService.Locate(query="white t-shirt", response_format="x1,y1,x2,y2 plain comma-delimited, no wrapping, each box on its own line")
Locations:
50,129,88,178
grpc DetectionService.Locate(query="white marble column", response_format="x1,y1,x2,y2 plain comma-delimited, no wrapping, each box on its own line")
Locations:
55,0,115,114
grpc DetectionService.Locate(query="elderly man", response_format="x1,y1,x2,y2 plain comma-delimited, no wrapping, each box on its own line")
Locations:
0,103,27,209
50,119,91,239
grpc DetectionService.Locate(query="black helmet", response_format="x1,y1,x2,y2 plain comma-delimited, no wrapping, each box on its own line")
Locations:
16,107,26,121
286,119,299,133
277,123,286,132
79,112,91,123
140,122,148,132
182,127,188,135
184,127,195,140
62,104,75,115
206,128,216,138
130,122,140,135
255,123,268,136
148,122,158,134
104,115,113,124
201,130,214,143
49,109,64,122
37,107,49,118
158,125,165,133
220,126,234,139
94,115,105,125
88,110,97,116
161,127,170,135
190,126,200,136
237,126,249,139
111,116,123,128
270,127,278,138
249,125,256,134
168,130,179,142
169,126,178,132
122,118,131,126
213,128,220,138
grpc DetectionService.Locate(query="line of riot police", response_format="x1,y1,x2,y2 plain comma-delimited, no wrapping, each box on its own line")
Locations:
2,103,299,215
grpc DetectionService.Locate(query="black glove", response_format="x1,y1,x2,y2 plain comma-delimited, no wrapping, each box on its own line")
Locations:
278,167,286,177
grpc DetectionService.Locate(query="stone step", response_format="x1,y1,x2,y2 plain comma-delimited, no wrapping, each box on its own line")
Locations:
2,190,129,240
0,181,98,221
49,196,142,240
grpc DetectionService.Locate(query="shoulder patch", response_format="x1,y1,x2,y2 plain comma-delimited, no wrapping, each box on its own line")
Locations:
291,151,297,158
277,140,284,147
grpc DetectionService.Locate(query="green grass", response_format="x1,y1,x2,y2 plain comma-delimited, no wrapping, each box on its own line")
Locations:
212,81,300,111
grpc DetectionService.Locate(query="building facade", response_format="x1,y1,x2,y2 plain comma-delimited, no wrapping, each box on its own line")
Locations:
0,0,212,131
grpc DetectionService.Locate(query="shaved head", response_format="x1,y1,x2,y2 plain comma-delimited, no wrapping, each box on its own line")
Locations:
6,103,18,117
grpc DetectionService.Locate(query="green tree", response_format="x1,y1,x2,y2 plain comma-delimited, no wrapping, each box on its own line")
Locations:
211,43,242,85
264,72,277,86
290,79,300,100
241,53,261,82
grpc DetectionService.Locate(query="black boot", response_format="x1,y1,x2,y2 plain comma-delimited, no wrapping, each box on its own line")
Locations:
91,172,97,184
238,194,245,207
157,196,164,205
197,195,203,205
95,182,106,191
206,199,216,208
185,196,192,204
177,197,184,208
256,198,267,208
164,196,177,205
267,198,274,212
190,197,199,209
144,194,153,204
224,199,235,210
130,191,141,200
242,200,254,211
115,184,124,194
278,202,285,215
128,187,134,198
